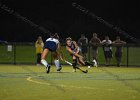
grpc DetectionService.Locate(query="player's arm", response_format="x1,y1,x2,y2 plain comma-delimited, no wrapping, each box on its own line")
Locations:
73,41,80,54
66,46,83,58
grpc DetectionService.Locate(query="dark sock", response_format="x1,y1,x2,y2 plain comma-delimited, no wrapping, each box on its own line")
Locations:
72,59,77,69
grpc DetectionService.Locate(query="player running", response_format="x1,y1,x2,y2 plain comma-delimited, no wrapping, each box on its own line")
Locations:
66,37,93,72
41,33,62,73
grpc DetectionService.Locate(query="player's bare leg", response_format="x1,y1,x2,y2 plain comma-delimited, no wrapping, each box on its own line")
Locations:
41,49,51,73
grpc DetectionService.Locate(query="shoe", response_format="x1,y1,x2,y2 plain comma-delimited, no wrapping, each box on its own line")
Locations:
57,65,62,71
46,65,51,73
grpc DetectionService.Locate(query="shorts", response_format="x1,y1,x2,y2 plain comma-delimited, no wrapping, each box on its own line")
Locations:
104,50,112,58
44,41,57,52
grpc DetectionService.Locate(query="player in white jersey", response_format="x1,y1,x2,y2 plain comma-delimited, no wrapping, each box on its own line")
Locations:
41,33,62,73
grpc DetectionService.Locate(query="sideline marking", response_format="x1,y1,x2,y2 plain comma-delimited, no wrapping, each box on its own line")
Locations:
26,76,113,91
27,77,50,85
27,76,139,93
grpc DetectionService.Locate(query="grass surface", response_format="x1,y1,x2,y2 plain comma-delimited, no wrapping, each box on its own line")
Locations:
0,65,140,100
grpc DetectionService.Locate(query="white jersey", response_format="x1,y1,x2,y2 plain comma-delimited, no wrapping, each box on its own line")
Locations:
46,38,59,44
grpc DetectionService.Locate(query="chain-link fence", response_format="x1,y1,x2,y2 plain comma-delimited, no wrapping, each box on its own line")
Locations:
0,43,140,67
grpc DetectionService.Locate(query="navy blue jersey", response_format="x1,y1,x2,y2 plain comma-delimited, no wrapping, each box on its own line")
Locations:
44,38,59,52
67,42,76,51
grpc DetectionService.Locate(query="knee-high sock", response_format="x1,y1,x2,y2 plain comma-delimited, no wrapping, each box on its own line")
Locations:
72,59,77,69
54,59,61,70
41,59,48,67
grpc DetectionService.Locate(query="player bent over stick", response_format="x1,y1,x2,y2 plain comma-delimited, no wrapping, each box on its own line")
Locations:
41,33,62,73
66,37,93,72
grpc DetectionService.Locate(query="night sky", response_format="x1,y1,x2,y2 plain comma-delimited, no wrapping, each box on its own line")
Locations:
0,0,140,43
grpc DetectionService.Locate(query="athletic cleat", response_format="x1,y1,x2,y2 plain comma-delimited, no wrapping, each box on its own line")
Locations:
57,65,62,71
46,65,51,73
57,70,61,73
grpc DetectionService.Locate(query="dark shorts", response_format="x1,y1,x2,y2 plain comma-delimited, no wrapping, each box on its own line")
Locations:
44,41,57,52
104,50,112,58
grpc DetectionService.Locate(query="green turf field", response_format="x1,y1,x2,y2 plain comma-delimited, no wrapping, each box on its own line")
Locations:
0,65,140,100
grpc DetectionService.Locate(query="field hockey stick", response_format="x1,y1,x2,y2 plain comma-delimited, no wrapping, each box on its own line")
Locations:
65,60,72,66
58,47,88,73
65,60,88,73
76,67,88,73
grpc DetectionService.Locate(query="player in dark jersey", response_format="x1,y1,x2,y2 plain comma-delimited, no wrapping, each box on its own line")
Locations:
66,37,92,72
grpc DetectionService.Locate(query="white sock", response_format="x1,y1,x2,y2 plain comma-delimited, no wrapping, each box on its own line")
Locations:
41,59,48,67
93,59,97,67
54,59,61,70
